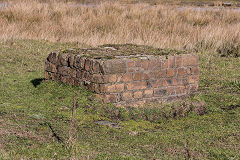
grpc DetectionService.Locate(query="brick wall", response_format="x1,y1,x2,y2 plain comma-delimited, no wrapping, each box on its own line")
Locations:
44,49,199,105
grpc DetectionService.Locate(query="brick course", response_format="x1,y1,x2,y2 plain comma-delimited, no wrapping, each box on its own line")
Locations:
44,47,199,105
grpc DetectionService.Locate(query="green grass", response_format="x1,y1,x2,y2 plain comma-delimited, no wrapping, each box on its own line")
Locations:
0,39,240,159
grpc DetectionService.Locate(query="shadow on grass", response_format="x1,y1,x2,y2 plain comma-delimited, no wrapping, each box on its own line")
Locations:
31,78,44,88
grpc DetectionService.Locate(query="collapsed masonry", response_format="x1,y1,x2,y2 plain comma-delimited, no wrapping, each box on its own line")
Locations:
44,44,199,105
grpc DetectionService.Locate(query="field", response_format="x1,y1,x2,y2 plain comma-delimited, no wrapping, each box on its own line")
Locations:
1,0,240,159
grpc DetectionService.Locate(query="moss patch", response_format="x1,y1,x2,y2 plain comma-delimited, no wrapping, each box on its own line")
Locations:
59,43,187,59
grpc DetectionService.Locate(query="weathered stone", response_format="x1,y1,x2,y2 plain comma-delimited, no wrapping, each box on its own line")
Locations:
47,52,58,64
122,91,133,101
58,66,70,76
74,55,82,68
134,91,143,99
154,89,167,96
58,54,69,66
102,59,127,74
127,81,147,90
45,60,57,73
69,55,75,68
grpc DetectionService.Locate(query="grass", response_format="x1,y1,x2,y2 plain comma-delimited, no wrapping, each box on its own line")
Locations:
0,0,240,52
1,39,240,159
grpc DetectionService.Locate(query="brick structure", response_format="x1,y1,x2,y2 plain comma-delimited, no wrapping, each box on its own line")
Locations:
44,44,199,105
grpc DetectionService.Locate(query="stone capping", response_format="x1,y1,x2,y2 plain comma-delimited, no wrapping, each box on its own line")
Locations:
44,47,199,105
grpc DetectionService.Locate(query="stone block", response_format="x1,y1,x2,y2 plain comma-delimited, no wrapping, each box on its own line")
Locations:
127,81,147,90
45,45,199,105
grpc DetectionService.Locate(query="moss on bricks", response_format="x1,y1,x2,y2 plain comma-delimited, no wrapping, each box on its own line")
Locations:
59,44,187,59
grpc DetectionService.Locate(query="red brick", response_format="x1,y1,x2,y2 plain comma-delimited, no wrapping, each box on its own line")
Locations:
106,83,124,93
44,72,50,80
45,61,57,73
141,60,149,70
128,68,134,73
183,55,198,66
177,68,185,76
143,73,150,80
154,70,167,78
99,84,107,93
148,59,156,70
53,73,60,81
167,86,175,95
152,80,162,88
87,83,95,92
128,61,134,68
163,80,168,87
116,74,122,82
60,76,68,83
84,59,91,71
106,84,115,93
175,78,183,85
127,81,147,90
70,69,76,78
102,59,127,74
163,78,178,87
104,94,119,103
93,61,100,73
171,78,178,86
176,86,186,94
92,74,104,83
108,74,117,83
135,59,142,67
168,56,175,68
133,72,143,81
59,54,69,66
134,91,143,99
156,58,162,68
96,94,104,100
186,68,191,75
167,68,175,77
80,57,85,68
122,73,132,82
176,56,183,67
47,52,58,64
144,89,153,98
122,92,133,101
188,75,199,84
67,77,75,85
162,58,168,69
116,83,125,92
154,88,167,96
74,55,81,68
69,55,75,68
76,70,83,78
58,66,70,76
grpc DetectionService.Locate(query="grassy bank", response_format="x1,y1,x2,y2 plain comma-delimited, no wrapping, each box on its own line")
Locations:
0,0,240,52
0,39,240,159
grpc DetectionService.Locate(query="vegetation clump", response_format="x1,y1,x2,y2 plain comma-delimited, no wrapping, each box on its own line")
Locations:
217,43,240,57
59,43,186,59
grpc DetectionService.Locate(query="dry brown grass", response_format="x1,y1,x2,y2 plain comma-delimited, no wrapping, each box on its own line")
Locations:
0,0,240,51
